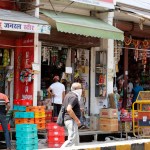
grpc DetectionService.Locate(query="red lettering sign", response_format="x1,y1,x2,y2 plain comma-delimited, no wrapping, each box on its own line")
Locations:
14,34,34,100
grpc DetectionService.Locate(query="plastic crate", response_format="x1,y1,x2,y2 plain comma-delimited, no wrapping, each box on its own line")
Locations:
20,100,33,106
16,124,37,132
15,112,34,118
13,105,19,111
46,123,64,131
16,144,38,150
47,135,65,143
0,124,10,131
48,142,63,148
26,106,45,112
46,110,52,117
15,118,34,124
45,110,52,120
14,99,21,105
16,137,38,145
34,118,46,124
16,131,37,138
46,120,52,123
37,123,46,130
34,112,45,118
45,116,52,121
47,130,65,136
18,106,26,111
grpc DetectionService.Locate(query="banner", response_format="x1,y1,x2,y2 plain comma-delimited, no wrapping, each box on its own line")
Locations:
14,34,34,100
0,20,50,34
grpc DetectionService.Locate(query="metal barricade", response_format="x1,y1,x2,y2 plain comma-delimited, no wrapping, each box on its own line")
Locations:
132,91,150,138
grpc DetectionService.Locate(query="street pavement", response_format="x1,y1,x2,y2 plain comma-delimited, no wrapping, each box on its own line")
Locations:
39,138,150,150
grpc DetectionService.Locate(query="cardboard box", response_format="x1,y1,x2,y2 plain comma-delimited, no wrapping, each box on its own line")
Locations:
100,108,118,118
90,115,99,130
99,118,118,132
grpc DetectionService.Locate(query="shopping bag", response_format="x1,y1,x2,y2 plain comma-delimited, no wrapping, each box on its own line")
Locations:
56,105,65,126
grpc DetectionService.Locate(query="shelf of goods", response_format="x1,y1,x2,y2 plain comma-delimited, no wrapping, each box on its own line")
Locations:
95,51,107,98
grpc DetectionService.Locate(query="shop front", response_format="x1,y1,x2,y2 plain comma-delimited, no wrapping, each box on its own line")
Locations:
0,8,50,107
39,9,124,115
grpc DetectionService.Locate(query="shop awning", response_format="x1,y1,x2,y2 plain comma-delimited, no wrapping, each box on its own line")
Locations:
40,9,124,41
116,6,150,21
0,9,51,34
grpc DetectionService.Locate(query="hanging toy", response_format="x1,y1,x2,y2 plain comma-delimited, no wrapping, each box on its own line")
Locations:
20,69,34,83
133,40,140,61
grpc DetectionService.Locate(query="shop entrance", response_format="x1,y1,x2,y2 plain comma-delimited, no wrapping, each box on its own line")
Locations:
40,44,90,114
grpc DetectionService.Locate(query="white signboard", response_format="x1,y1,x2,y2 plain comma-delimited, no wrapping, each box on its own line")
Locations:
32,63,40,72
66,67,73,74
71,0,114,9
0,20,51,34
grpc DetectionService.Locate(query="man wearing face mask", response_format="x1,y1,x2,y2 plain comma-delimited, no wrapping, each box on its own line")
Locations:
61,82,82,148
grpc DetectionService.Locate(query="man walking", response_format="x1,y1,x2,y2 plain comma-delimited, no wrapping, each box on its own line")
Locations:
0,93,11,150
47,76,65,117
61,82,82,148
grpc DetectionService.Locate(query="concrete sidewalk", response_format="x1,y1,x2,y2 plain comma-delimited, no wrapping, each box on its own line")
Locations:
39,139,150,150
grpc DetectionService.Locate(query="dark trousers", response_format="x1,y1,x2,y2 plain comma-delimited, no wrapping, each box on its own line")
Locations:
0,114,11,148
53,103,61,117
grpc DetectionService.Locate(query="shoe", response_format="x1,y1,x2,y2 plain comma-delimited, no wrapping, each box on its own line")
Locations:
79,125,87,130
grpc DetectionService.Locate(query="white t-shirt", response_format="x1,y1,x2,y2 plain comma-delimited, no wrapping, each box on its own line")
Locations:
50,82,65,104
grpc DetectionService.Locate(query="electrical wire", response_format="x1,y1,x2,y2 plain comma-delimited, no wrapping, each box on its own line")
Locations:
0,44,150,51
58,1,74,14
48,0,57,15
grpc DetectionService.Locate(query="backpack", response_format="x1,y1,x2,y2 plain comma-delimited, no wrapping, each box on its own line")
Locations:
56,105,65,127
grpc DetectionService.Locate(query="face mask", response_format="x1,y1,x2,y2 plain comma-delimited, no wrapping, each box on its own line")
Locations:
72,89,82,101
75,89,82,97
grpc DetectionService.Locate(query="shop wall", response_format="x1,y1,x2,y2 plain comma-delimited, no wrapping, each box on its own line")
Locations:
90,47,102,114
0,37,15,48
0,0,17,10
90,12,114,115
15,34,34,100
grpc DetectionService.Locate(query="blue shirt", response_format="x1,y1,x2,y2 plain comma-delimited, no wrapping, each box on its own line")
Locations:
132,85,144,103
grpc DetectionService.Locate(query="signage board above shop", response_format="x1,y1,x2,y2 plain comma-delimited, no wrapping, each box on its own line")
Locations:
71,0,114,9
0,20,51,34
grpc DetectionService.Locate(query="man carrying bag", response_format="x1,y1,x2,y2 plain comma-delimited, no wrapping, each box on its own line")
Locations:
59,82,82,148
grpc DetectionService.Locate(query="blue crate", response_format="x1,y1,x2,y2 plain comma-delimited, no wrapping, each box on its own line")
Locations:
16,144,38,150
16,124,37,132
18,106,26,111
15,112,34,118
13,105,19,111
16,137,38,145
16,131,37,138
